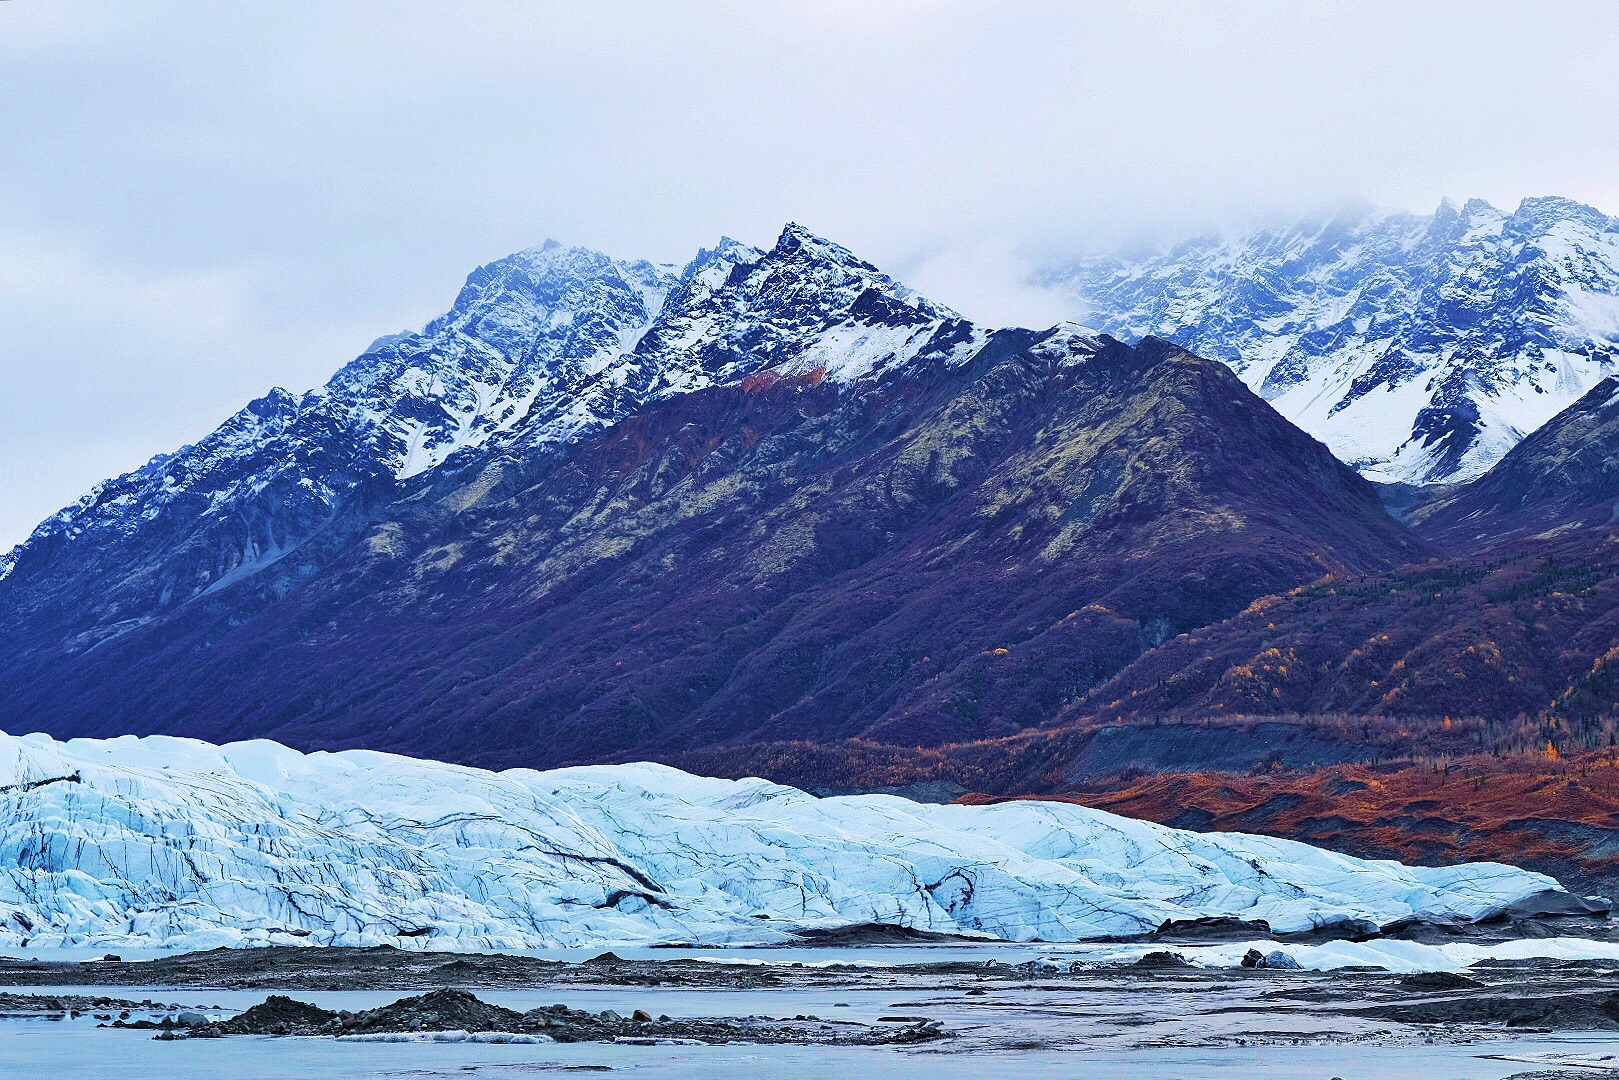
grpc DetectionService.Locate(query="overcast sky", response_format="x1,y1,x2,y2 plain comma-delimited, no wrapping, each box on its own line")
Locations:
3,1,1617,548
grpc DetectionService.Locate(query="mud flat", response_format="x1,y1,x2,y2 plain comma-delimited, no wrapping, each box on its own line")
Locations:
11,945,1619,1053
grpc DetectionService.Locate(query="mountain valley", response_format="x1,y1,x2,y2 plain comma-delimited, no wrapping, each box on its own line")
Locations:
3,210,1619,902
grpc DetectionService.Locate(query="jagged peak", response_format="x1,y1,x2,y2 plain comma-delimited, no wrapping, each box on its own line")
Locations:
1512,195,1615,232
511,237,596,262
771,221,877,272
463,240,678,297
1447,198,1507,238
440,244,611,315
678,236,765,287
413,241,677,347
495,243,619,283
245,387,302,416
766,222,963,321
708,235,761,261
660,223,963,326
1031,321,1106,363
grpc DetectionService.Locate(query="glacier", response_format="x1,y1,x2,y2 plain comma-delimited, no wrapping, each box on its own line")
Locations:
0,730,1572,952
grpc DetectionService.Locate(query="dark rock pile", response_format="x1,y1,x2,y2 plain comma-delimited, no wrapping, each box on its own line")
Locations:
1358,990,1619,1030
1130,951,1194,969
1,992,133,1014
215,995,343,1036
178,988,947,1045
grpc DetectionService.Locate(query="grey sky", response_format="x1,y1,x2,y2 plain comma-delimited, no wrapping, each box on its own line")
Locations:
3,1,1617,548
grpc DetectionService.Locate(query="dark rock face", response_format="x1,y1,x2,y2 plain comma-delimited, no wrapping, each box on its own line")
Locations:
0,318,1420,769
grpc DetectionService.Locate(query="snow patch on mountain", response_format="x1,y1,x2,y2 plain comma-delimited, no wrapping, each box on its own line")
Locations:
331,241,681,478
0,731,1566,951
1042,197,1619,484
618,223,982,389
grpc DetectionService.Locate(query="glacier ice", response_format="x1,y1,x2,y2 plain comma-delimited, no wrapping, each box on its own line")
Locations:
0,730,1570,951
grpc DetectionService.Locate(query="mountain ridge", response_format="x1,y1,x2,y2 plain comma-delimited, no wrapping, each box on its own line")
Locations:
0,223,979,641
0,310,1421,767
4,213,1615,794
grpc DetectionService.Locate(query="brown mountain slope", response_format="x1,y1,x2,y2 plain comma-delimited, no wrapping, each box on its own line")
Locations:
1029,752,1619,900
1056,531,1619,726
1048,377,1619,730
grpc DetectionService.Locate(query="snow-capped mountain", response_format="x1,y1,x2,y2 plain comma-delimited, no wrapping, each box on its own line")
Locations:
1041,197,1619,484
0,242,679,619
632,224,979,388
350,241,680,477
1414,374,1619,546
0,327,1419,765
0,224,978,638
0,730,1566,950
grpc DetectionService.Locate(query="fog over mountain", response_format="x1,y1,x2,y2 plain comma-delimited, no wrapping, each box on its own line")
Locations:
1043,197,1619,484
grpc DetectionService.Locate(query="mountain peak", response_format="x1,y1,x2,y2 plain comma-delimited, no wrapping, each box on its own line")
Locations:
625,224,977,388
678,236,764,288
1512,195,1614,233
244,387,302,417
774,221,866,261
1030,321,1106,364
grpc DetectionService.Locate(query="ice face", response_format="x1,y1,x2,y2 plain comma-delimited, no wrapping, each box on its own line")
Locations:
0,731,1566,951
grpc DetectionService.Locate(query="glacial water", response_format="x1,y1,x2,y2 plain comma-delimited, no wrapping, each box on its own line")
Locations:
5,1014,1619,1080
